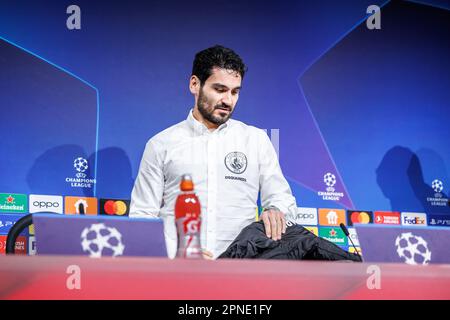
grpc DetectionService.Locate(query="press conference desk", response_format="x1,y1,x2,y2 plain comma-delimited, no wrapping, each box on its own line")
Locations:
0,255,449,299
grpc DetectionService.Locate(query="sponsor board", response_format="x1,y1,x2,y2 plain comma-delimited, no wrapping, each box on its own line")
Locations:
348,227,360,246
29,236,37,255
0,193,27,213
29,194,63,214
0,235,27,255
347,210,373,226
428,215,450,227
319,226,347,246
286,207,318,226
0,214,29,236
318,208,346,226
374,211,401,225
304,226,318,236
99,199,130,216
65,196,98,215
401,212,427,227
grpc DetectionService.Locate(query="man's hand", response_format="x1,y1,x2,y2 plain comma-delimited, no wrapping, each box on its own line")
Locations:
260,208,286,240
202,249,214,260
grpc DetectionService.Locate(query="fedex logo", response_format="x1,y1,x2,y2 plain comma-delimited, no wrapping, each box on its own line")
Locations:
402,212,427,226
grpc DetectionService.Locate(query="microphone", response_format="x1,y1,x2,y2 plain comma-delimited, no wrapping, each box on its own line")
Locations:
340,223,362,261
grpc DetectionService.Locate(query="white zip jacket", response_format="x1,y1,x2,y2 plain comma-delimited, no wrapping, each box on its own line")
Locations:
130,109,298,258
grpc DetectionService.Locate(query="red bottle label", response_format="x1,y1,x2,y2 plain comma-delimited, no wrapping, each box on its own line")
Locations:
175,193,201,220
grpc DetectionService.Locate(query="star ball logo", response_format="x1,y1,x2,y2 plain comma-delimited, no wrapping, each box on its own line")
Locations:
74,157,88,177
324,173,336,191
317,172,344,201
65,157,96,189
100,199,130,216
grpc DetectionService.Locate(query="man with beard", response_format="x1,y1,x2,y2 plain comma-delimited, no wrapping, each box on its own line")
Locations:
130,45,298,259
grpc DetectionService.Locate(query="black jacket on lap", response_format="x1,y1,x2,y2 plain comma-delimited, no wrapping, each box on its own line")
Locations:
218,221,362,262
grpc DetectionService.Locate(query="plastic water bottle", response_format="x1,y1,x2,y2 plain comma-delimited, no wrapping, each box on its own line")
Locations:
175,174,202,259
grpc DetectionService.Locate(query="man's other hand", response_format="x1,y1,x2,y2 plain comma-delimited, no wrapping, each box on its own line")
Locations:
260,208,286,240
202,249,214,260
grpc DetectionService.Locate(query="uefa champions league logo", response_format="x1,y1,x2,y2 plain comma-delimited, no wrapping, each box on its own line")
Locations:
395,232,431,265
66,157,96,189
81,223,125,258
317,172,343,201
426,179,448,207
74,157,88,178
431,179,443,196
324,172,336,192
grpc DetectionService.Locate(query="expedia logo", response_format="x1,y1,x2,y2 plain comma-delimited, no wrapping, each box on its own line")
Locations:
29,195,63,214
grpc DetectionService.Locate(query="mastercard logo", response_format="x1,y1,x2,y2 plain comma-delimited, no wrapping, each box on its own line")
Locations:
100,199,129,216
349,211,372,225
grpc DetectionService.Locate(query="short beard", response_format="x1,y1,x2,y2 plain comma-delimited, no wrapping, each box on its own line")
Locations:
197,87,233,126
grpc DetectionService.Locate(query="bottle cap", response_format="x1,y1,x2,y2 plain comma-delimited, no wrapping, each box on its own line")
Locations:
180,174,194,191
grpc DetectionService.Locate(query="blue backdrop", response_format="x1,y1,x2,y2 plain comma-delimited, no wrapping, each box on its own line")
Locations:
1,0,449,214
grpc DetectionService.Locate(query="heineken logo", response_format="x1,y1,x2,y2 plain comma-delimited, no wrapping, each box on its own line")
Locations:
0,193,27,213
319,227,347,246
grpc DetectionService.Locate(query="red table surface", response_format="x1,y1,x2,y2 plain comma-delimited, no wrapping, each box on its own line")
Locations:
0,255,449,300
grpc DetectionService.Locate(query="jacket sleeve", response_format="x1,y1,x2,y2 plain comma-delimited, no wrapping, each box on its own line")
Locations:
258,129,298,216
129,139,164,218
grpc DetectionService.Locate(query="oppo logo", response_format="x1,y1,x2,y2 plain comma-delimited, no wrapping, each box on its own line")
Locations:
33,201,60,209
29,195,63,214
295,213,315,220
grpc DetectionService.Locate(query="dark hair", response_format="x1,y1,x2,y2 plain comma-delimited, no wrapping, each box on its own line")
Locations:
192,45,247,85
